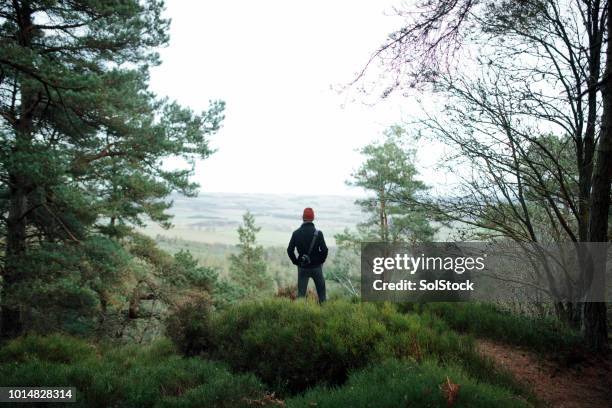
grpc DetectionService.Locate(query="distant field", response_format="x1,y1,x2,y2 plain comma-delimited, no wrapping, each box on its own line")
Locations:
139,192,363,246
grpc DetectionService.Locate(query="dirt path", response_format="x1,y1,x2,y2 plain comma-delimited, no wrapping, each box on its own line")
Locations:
476,340,611,408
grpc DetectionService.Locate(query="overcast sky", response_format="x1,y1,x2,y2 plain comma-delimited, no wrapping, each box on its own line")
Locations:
149,0,445,196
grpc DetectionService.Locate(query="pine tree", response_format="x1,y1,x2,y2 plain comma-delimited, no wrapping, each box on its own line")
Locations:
0,1,224,336
337,126,435,246
229,211,272,297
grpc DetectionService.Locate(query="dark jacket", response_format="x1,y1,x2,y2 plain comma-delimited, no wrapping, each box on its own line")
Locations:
287,222,328,268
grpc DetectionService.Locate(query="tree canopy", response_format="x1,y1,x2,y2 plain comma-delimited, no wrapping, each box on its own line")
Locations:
357,0,611,351
0,0,224,337
337,126,435,246
229,211,273,298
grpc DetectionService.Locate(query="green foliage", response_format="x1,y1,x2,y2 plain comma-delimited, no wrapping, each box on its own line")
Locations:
325,246,360,296
1,0,225,240
1,305,549,407
209,279,246,310
100,233,233,340
126,232,176,270
188,299,478,395
165,298,533,401
154,236,308,299
104,233,262,341
165,294,214,356
418,302,581,353
0,333,95,364
228,212,273,298
0,0,225,337
91,98,225,237
170,250,217,291
0,335,267,408
288,359,531,408
4,237,129,335
338,126,436,245
126,233,218,292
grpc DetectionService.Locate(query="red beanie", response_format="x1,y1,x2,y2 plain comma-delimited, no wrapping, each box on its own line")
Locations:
302,207,315,221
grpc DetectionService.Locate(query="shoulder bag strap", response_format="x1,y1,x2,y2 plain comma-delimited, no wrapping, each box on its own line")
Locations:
307,229,319,256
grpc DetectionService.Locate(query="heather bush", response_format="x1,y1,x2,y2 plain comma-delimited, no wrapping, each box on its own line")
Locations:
0,333,96,364
0,335,268,408
200,298,474,394
164,293,214,356
418,302,581,353
287,359,531,408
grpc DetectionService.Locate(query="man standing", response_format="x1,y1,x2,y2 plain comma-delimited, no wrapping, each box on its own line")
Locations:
287,207,328,302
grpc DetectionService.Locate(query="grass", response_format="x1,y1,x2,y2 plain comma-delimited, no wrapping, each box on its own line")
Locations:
288,359,532,408
0,335,267,408
169,297,536,403
1,299,569,407
413,302,581,353
201,298,474,394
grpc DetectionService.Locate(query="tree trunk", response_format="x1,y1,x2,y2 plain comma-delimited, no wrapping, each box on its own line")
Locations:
555,301,582,330
379,187,388,242
582,4,612,353
1,176,28,337
583,302,608,351
1,2,35,338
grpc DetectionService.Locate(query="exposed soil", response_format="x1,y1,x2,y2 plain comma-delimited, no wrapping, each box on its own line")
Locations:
476,339,611,408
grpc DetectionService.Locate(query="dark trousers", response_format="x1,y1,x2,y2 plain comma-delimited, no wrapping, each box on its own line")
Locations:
297,265,326,303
